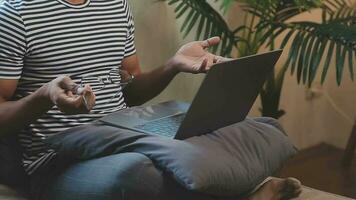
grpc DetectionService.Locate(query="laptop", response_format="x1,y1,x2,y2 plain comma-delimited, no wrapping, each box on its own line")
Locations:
99,50,283,140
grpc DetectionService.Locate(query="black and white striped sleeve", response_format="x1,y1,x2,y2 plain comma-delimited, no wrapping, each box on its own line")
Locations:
0,1,26,79
123,0,136,58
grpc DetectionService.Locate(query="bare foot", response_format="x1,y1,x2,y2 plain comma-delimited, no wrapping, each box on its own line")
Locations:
248,177,302,200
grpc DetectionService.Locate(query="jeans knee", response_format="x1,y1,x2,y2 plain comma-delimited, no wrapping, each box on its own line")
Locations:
40,153,163,200
103,153,163,200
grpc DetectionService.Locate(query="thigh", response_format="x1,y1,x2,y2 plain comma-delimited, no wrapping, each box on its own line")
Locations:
37,153,218,200
39,153,163,200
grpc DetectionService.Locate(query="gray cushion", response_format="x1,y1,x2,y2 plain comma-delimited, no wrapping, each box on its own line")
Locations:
172,118,297,195
46,117,297,197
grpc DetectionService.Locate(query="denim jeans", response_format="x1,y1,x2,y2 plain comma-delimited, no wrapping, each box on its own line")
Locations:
31,153,221,200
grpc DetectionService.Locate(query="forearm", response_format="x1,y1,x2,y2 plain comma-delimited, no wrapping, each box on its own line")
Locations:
123,62,178,106
121,37,223,106
0,85,53,136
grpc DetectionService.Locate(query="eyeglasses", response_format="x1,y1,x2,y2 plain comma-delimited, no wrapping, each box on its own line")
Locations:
71,68,134,108
79,68,134,91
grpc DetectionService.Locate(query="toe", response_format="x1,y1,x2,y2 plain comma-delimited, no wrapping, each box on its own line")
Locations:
285,178,302,191
287,178,302,187
280,178,302,200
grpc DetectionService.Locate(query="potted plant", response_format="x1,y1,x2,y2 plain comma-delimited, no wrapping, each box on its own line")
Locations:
165,0,356,119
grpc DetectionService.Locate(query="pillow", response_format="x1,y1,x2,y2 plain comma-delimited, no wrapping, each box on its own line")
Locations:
45,117,297,197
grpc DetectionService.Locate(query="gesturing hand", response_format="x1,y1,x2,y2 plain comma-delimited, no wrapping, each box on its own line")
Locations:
44,75,96,114
168,37,232,74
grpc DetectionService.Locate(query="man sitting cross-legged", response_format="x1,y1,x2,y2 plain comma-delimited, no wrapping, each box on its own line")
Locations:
0,0,301,199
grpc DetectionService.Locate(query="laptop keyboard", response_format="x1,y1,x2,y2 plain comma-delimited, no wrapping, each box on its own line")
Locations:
134,113,186,137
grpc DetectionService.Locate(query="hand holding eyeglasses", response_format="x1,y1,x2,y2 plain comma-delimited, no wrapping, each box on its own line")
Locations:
43,75,96,114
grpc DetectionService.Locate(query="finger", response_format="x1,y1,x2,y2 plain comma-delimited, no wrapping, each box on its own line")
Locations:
58,75,78,91
201,36,221,49
56,94,88,114
76,84,93,95
85,84,93,92
73,96,91,114
66,90,75,97
82,95,90,111
198,58,209,73
213,56,220,64
81,85,96,110
218,56,234,63
199,54,215,71
76,87,85,95
56,91,94,114
205,57,214,71
71,85,81,94
213,55,234,64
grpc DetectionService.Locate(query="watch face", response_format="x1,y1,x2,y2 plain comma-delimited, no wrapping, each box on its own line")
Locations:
119,69,134,87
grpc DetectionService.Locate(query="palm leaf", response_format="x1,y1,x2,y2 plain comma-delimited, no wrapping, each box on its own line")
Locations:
242,0,322,50
261,0,356,85
164,0,356,118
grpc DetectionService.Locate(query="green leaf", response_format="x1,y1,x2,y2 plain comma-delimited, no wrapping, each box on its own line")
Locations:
181,8,196,36
302,36,317,84
335,44,347,85
285,32,301,74
196,15,206,40
176,3,190,19
280,29,296,49
321,41,335,84
348,47,354,81
254,0,356,85
166,0,356,88
295,33,312,83
204,17,212,39
308,38,328,86
183,9,200,38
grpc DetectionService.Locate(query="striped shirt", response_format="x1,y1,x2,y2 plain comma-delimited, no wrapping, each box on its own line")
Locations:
0,0,136,174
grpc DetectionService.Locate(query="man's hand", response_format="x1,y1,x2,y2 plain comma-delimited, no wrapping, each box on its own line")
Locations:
167,37,232,74
43,76,96,114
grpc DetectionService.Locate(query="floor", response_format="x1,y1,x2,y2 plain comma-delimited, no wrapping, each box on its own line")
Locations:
278,143,356,199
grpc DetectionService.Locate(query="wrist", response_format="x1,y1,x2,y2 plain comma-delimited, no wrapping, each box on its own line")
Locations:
166,58,180,76
35,84,54,109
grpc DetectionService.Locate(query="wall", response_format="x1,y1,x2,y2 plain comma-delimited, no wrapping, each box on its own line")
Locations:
129,0,355,149
130,0,206,105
